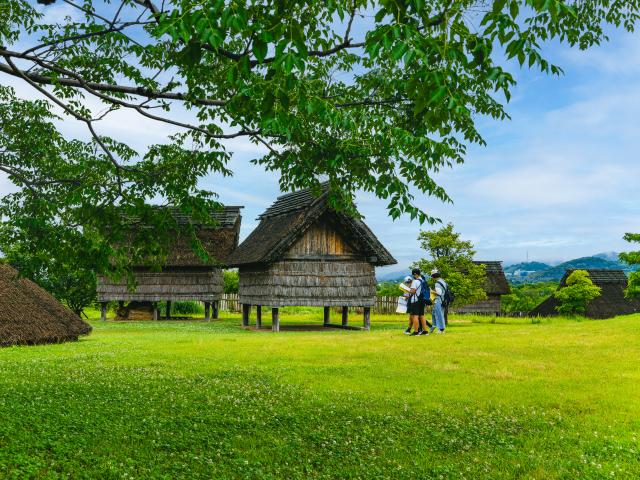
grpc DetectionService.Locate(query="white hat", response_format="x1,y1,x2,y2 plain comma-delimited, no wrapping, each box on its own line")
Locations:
403,276,412,283
430,268,440,276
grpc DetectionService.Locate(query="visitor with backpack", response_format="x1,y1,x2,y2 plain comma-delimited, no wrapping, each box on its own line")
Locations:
404,268,433,336
430,269,450,334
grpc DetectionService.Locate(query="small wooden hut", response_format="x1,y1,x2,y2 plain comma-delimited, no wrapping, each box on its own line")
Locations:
0,263,91,347
455,261,511,316
227,186,397,331
96,206,242,321
529,269,640,319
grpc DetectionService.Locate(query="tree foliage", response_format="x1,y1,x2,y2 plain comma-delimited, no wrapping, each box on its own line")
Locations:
1,1,640,279
377,281,403,297
501,281,556,314
553,270,601,316
223,269,239,294
413,223,486,307
1,241,97,316
620,233,640,299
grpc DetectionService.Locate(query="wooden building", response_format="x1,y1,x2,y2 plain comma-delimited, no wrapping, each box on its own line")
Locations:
96,207,242,321
227,186,397,331
1,263,91,347
455,261,511,316
529,269,640,319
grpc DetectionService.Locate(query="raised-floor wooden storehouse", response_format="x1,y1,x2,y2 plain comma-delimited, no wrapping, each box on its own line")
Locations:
1,263,91,347
529,269,640,319
455,261,511,316
227,187,397,331
97,207,242,321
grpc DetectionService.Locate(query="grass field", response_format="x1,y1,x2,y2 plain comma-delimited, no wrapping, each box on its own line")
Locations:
0,310,639,479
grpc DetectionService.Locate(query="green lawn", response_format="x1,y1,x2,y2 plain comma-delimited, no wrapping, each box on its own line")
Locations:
0,311,639,479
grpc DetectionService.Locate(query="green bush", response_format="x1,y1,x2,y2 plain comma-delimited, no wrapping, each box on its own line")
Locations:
501,282,557,314
160,301,203,316
223,270,239,294
554,270,601,316
376,281,402,297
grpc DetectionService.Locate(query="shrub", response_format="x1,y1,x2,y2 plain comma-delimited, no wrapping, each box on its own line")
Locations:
223,270,239,294
553,270,601,316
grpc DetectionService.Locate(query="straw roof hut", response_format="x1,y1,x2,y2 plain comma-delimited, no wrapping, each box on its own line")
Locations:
227,186,397,331
455,261,511,316
96,206,242,321
529,269,640,319
0,263,91,347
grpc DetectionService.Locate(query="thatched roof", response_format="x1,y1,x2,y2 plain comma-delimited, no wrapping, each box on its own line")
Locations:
474,261,511,295
529,269,640,319
0,264,92,347
227,186,396,267
132,206,242,267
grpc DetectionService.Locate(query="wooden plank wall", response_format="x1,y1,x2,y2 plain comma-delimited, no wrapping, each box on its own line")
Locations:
285,222,356,257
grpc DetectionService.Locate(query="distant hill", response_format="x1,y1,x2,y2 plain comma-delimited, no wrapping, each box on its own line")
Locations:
504,262,550,282
376,269,407,283
515,256,637,284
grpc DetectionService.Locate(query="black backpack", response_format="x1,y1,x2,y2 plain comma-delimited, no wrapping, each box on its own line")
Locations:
436,280,454,307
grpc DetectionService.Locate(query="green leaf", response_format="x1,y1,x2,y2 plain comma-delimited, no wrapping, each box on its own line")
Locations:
253,38,268,62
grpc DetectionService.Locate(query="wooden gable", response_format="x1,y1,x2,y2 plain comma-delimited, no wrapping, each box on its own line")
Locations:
284,217,358,259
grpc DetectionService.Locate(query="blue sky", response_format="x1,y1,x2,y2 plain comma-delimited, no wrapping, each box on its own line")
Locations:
2,2,640,275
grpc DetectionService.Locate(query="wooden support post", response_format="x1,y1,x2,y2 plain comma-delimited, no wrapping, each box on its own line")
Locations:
213,300,219,319
165,300,171,320
323,306,331,326
256,305,262,328
100,302,107,321
204,302,211,321
272,307,280,332
153,303,159,321
242,304,250,327
363,307,371,331
342,306,349,326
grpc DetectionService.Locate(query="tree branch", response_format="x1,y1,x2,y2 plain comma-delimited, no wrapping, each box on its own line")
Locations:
0,49,226,107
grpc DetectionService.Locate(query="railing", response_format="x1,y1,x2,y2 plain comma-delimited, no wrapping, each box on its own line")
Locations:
219,293,240,312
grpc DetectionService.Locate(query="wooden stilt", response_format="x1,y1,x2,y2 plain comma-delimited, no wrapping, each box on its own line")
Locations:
204,302,211,321
165,300,171,320
341,306,348,326
323,306,331,326
363,307,371,330
272,307,280,332
256,305,262,328
213,300,219,319
153,303,159,321
100,302,107,321
242,304,250,326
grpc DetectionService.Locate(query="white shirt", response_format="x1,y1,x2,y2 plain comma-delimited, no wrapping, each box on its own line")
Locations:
434,279,447,297
410,278,422,303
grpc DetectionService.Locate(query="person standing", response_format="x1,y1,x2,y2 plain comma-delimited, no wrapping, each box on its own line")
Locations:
406,268,432,336
430,269,447,334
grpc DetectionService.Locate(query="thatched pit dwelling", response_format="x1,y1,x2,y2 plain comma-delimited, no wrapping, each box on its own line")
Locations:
227,186,397,331
0,263,92,347
96,207,242,321
529,269,640,319
455,261,511,316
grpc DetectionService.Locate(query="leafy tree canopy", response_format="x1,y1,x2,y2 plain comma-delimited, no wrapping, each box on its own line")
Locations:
1,0,640,279
413,222,486,306
553,269,601,316
501,281,556,314
223,269,239,294
377,281,403,297
620,233,640,298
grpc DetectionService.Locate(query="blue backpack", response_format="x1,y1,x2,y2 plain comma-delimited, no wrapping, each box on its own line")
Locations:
418,276,433,305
